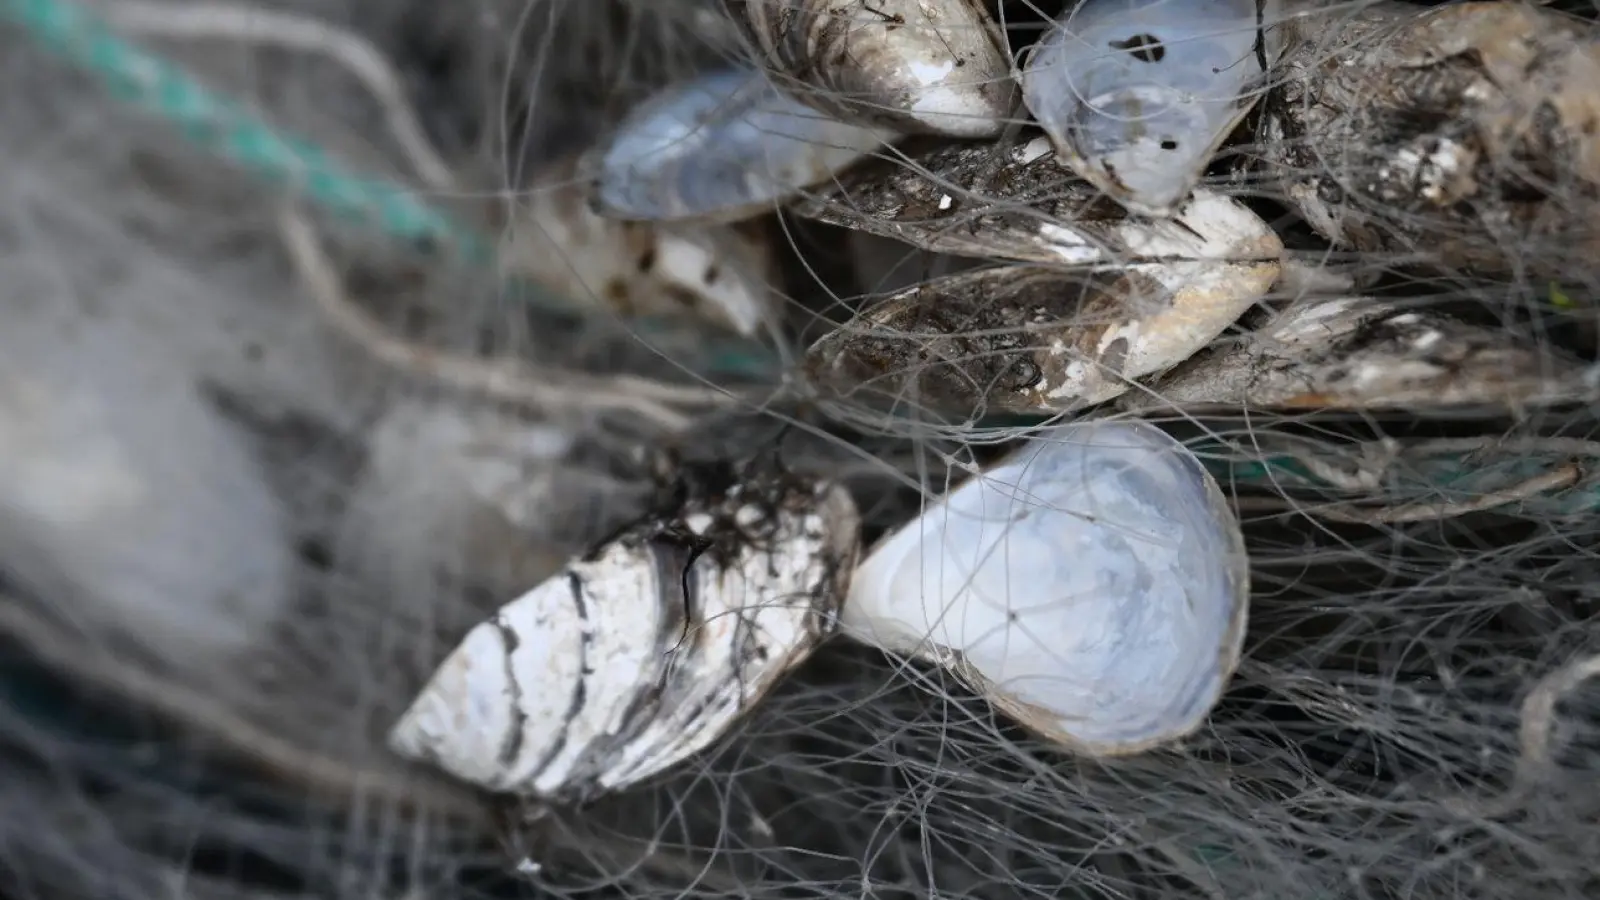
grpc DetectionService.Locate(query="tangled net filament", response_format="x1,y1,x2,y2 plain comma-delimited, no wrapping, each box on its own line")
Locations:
2,2,1600,900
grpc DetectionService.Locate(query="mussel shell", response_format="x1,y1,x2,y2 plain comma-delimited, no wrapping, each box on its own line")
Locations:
388,466,861,802
590,67,894,223
503,156,780,336
1021,0,1290,217
729,0,1016,137
791,135,1284,266
806,252,1280,415
1121,295,1597,412
1257,1,1600,279
840,419,1249,755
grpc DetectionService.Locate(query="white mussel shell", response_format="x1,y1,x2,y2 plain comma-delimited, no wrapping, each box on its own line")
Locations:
731,0,1016,137
590,66,895,223
1021,0,1288,217
389,468,862,801
841,419,1249,755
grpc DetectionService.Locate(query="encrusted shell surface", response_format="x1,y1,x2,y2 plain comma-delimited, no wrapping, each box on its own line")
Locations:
388,466,862,802
805,252,1280,415
1021,0,1290,216
503,156,781,336
729,0,1016,137
840,419,1249,755
590,67,894,223
1121,295,1598,412
1257,1,1600,279
791,135,1283,266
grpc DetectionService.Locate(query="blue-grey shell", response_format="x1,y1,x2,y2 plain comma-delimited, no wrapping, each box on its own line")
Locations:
592,68,892,223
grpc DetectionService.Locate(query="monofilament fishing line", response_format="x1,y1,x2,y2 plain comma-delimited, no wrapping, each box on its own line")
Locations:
4,2,1600,900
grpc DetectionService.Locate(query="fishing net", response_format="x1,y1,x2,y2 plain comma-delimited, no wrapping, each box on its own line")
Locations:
1,1,1598,899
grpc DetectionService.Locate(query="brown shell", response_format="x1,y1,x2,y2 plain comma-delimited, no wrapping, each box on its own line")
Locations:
1259,1,1600,280
805,258,1278,416
1122,295,1597,413
790,136,1285,267
791,137,1128,263
727,0,1016,137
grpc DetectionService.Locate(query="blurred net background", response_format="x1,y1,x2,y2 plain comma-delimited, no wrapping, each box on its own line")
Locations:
2,1,1599,898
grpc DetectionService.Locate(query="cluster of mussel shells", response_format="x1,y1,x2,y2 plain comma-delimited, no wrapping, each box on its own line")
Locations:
395,0,1600,808
392,418,1250,803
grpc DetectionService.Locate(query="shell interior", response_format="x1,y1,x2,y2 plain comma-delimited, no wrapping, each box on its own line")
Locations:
591,67,895,223
1022,0,1287,216
388,467,862,802
840,419,1249,755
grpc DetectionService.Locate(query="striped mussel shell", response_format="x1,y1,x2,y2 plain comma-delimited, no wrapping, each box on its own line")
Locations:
388,461,862,802
726,0,1017,137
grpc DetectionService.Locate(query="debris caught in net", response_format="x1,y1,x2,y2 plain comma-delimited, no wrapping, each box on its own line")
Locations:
2,3,1599,900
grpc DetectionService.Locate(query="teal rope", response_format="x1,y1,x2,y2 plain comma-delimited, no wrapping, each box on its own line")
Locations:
1,0,778,378
960,415,1593,515
0,11,1584,883
7,0,1589,504
1,0,492,263
1210,442,1596,516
